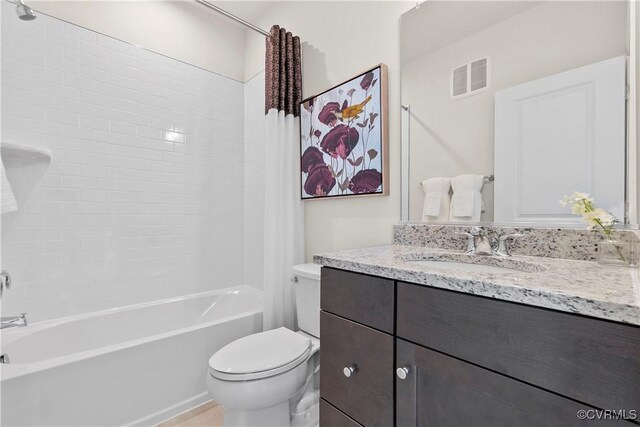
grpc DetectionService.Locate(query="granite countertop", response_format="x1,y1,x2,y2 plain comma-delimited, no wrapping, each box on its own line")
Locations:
313,245,640,326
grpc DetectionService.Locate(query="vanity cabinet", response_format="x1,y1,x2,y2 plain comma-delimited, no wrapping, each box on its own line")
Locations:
320,268,395,427
319,267,640,427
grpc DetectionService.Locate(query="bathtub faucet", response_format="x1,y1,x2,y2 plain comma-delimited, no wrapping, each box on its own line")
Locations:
1,312,27,330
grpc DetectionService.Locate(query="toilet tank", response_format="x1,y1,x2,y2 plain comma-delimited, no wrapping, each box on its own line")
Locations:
292,263,321,338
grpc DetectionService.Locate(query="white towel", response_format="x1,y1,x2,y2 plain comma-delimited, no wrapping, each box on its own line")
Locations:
1,160,17,214
450,174,484,222
421,178,451,222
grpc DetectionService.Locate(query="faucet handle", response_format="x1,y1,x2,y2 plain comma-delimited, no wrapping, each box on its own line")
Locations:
495,233,524,257
455,231,475,254
1,270,11,289
469,226,483,235
0,270,11,298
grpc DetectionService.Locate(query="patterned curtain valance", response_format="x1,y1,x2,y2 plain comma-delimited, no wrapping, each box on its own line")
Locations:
265,25,302,116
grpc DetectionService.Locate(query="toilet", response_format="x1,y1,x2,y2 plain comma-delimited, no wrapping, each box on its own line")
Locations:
206,263,321,427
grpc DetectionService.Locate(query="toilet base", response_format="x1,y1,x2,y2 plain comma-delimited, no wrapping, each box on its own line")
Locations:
222,400,290,427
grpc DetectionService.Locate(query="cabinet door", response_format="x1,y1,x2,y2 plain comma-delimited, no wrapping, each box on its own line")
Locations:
396,339,630,427
320,311,394,427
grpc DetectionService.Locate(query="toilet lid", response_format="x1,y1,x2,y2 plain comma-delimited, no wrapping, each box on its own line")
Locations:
209,327,311,380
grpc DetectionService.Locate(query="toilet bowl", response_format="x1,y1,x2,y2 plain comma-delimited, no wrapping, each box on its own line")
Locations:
206,263,321,427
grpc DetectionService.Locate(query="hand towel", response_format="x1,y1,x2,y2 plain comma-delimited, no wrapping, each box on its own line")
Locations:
421,177,451,222
450,174,484,222
1,160,17,214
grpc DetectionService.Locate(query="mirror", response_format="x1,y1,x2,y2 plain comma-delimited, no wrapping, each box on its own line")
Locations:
400,1,635,226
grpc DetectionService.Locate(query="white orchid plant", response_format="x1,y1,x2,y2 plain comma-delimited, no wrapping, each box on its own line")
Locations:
559,192,625,262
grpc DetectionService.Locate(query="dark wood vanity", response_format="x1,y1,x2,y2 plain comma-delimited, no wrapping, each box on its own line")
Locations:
319,267,640,426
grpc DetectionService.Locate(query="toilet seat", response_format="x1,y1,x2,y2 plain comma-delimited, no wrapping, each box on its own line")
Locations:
209,327,312,381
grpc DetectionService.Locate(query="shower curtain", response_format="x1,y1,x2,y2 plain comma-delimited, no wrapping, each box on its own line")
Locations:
263,25,305,331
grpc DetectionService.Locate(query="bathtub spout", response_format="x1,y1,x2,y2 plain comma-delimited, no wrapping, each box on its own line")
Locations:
1,312,27,329
0,353,9,363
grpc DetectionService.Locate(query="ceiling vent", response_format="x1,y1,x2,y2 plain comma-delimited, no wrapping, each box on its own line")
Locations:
451,57,490,99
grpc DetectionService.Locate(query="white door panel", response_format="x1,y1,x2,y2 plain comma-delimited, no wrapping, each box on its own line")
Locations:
495,56,626,224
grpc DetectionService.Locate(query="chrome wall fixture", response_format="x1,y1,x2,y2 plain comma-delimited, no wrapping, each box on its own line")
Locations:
194,0,269,37
7,0,36,21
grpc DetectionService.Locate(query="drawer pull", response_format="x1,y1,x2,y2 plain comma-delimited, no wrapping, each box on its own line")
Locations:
343,364,357,378
396,367,410,380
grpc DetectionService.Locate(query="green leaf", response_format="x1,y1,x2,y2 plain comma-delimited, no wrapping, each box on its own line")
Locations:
367,149,378,160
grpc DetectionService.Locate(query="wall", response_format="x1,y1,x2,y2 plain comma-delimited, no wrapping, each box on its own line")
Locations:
243,71,265,289
29,0,247,81
403,1,628,222
0,4,244,321
636,1,640,223
244,1,413,260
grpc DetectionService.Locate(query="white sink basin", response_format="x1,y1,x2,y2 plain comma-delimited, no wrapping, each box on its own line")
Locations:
403,254,546,274
409,259,525,274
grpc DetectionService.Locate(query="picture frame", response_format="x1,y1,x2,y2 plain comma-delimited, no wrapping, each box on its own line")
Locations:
299,64,389,200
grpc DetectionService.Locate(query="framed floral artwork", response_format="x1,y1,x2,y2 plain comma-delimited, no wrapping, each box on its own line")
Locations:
299,64,388,199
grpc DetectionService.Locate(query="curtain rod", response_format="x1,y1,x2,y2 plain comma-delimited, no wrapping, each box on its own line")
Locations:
195,0,270,37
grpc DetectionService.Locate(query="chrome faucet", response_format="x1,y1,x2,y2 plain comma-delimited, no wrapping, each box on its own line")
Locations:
1,312,27,330
494,233,523,257
458,227,493,256
458,228,524,257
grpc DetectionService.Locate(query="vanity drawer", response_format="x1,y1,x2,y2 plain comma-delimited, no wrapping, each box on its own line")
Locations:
320,399,363,427
397,281,640,411
320,311,394,427
321,267,394,333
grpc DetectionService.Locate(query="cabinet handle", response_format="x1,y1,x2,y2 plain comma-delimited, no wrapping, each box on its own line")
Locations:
396,367,409,380
343,364,357,378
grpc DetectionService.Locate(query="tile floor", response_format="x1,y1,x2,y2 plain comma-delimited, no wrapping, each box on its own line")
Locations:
157,401,224,427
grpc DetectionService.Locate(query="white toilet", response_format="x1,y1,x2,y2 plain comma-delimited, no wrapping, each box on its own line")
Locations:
206,263,321,427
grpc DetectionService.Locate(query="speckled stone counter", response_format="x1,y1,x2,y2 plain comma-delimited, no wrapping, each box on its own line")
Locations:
313,245,640,326
393,223,640,261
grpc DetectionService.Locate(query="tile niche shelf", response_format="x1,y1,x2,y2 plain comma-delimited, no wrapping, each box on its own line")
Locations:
1,142,51,163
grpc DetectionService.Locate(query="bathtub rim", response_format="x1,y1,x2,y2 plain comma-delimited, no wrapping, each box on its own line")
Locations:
0,285,263,382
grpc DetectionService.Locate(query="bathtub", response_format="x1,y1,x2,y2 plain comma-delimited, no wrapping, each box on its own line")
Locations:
0,285,263,426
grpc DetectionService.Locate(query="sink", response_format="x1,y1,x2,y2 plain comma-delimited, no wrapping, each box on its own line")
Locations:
409,259,524,274
403,254,546,274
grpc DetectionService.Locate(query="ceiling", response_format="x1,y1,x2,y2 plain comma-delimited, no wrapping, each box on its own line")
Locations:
401,1,542,64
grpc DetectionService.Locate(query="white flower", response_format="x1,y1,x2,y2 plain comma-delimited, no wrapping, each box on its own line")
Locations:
560,192,617,233
559,192,595,216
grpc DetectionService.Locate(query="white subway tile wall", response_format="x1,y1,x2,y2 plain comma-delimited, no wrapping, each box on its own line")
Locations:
1,5,245,321
243,72,265,290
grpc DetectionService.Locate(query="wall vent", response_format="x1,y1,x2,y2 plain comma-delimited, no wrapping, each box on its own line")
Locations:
452,65,468,97
451,57,490,99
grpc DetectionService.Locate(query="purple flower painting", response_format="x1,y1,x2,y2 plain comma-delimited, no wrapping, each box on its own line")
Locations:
299,65,388,199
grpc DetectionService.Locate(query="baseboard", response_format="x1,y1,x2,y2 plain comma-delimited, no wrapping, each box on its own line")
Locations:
128,392,211,426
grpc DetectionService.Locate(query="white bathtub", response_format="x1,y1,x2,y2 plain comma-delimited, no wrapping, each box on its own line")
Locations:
0,286,263,426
